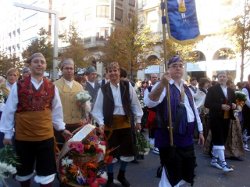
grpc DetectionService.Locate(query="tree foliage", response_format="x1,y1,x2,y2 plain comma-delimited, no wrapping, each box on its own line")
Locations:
101,15,159,79
165,37,203,63
22,28,53,71
227,2,250,82
59,24,89,73
0,52,21,76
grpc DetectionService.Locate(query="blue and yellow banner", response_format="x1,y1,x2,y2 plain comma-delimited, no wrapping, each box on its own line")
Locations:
166,0,200,41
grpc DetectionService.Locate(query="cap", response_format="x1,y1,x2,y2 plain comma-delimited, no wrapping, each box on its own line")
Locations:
85,66,97,74
168,55,183,66
60,58,74,70
22,67,30,74
27,53,45,64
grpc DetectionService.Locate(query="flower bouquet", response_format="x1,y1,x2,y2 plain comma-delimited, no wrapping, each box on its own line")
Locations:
58,124,108,187
0,145,19,186
135,131,150,156
235,91,247,110
76,91,92,119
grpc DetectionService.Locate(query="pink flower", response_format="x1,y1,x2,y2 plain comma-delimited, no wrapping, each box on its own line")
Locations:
69,142,84,153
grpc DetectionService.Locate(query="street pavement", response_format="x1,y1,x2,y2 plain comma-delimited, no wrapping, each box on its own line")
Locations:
4,143,250,187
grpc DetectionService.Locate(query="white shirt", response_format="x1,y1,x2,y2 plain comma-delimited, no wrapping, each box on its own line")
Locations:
144,80,203,132
242,87,250,108
91,82,143,126
63,78,74,88
220,85,228,98
0,77,66,139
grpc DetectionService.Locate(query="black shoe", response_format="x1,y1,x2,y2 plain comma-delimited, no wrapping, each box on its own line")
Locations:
105,181,119,187
131,159,139,164
117,176,131,187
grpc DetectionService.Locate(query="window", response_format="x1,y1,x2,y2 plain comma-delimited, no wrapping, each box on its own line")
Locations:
96,27,109,41
96,5,109,18
84,37,91,43
115,8,123,21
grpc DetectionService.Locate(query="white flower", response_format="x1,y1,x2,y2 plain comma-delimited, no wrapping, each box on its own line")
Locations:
76,91,92,103
0,162,17,179
61,157,73,167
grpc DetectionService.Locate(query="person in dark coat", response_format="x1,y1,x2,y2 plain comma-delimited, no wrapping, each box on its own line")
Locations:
205,71,236,172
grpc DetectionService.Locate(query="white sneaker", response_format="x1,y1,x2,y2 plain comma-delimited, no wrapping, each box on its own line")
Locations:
152,147,159,154
220,162,234,172
149,138,155,149
210,160,222,170
243,144,250,152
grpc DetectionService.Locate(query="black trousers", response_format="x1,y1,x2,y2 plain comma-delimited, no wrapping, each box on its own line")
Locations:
159,145,196,186
210,118,230,145
15,137,56,177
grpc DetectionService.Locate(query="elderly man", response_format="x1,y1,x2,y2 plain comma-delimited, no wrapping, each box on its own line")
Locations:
54,58,89,149
0,53,72,187
85,66,100,107
205,71,236,172
145,56,204,186
91,62,143,187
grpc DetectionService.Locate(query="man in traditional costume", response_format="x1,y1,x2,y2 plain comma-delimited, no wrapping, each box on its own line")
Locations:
0,53,72,187
205,71,236,172
144,56,204,186
91,62,143,187
54,58,89,149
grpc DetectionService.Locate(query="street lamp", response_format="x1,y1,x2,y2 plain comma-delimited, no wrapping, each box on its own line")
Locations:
13,2,60,81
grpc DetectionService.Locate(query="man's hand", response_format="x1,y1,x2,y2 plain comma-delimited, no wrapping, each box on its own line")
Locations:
198,133,205,146
160,71,171,86
61,129,73,141
222,104,231,111
231,103,237,110
135,123,141,131
98,125,105,135
3,138,12,145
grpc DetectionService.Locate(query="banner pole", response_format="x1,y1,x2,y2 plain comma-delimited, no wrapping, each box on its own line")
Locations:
161,0,174,146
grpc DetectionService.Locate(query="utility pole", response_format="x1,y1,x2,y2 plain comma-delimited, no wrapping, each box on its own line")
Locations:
14,2,59,81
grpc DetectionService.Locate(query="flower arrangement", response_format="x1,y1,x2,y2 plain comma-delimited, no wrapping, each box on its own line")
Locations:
59,130,110,187
76,91,92,119
135,131,150,156
136,87,146,108
235,91,247,108
0,145,19,185
0,90,7,103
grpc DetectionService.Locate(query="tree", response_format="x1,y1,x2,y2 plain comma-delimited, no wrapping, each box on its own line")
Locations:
227,1,250,82
101,15,159,80
59,24,89,73
0,52,21,76
22,28,53,71
165,37,204,64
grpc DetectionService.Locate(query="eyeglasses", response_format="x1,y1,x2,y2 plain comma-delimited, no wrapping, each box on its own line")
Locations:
169,64,184,69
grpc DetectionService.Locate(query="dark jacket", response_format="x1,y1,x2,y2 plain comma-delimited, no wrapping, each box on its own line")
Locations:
204,84,236,120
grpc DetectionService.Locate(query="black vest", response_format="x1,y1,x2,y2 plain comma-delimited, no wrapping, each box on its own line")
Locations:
101,80,131,127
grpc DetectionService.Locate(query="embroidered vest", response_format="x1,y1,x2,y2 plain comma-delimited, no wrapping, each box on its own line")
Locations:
101,80,131,128
15,77,55,141
54,78,83,124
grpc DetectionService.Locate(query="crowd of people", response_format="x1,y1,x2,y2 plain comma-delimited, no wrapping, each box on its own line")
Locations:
0,52,249,187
